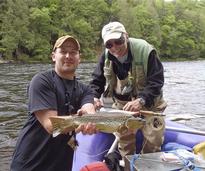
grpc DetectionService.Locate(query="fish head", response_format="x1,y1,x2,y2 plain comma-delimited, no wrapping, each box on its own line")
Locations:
125,117,145,130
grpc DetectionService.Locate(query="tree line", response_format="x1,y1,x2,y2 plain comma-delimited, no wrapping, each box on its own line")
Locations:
0,0,205,62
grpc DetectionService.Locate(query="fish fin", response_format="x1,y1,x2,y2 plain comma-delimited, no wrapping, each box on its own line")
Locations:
52,129,61,137
67,132,79,150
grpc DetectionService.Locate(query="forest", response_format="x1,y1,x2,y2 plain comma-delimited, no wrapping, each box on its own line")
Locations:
0,0,205,62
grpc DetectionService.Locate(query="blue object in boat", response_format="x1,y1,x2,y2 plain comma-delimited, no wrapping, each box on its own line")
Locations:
72,132,115,171
162,142,192,152
72,119,205,171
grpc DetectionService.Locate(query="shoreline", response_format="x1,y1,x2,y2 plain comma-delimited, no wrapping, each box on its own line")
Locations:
0,58,205,64
0,59,13,64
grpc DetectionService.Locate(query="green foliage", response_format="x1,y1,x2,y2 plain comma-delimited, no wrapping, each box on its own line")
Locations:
0,0,205,62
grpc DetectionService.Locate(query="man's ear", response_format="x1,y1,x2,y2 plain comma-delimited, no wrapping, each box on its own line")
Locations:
51,52,56,62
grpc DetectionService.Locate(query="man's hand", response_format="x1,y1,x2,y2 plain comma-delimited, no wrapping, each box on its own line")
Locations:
94,98,103,110
123,98,143,113
77,103,95,116
75,123,98,135
75,103,98,134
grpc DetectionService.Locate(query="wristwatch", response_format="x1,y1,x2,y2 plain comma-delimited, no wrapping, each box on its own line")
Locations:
138,98,146,106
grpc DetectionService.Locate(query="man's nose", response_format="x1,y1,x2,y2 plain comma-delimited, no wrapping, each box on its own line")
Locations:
65,52,70,58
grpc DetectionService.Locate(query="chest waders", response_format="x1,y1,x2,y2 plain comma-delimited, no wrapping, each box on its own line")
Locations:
103,38,166,156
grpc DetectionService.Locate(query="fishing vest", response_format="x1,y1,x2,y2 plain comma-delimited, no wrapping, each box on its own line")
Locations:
103,38,166,112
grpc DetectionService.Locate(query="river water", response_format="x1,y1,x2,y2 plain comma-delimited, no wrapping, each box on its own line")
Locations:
0,61,205,170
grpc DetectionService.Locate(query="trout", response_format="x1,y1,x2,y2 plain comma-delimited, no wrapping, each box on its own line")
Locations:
49,111,145,137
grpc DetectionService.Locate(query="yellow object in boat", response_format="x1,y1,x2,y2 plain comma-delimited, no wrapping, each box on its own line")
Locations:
193,141,205,159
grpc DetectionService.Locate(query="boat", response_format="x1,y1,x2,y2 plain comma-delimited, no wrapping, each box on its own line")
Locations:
72,117,205,171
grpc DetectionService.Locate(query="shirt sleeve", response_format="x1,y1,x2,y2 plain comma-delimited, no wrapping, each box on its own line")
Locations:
79,84,94,107
89,52,106,98
28,72,57,114
138,50,164,107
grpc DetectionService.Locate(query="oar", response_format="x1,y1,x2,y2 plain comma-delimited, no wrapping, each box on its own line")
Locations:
165,126,205,136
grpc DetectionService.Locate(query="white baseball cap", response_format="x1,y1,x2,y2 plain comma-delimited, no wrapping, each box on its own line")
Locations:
101,21,127,44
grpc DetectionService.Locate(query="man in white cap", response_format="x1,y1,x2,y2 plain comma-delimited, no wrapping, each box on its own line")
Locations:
11,35,97,171
90,21,167,156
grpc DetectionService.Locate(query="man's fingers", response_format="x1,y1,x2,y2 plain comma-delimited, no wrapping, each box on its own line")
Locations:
123,101,142,112
76,123,97,135
94,98,103,110
77,109,88,116
84,123,97,135
123,103,131,111
75,124,84,133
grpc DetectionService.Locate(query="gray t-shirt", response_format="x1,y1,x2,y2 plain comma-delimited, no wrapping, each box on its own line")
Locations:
11,69,94,171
